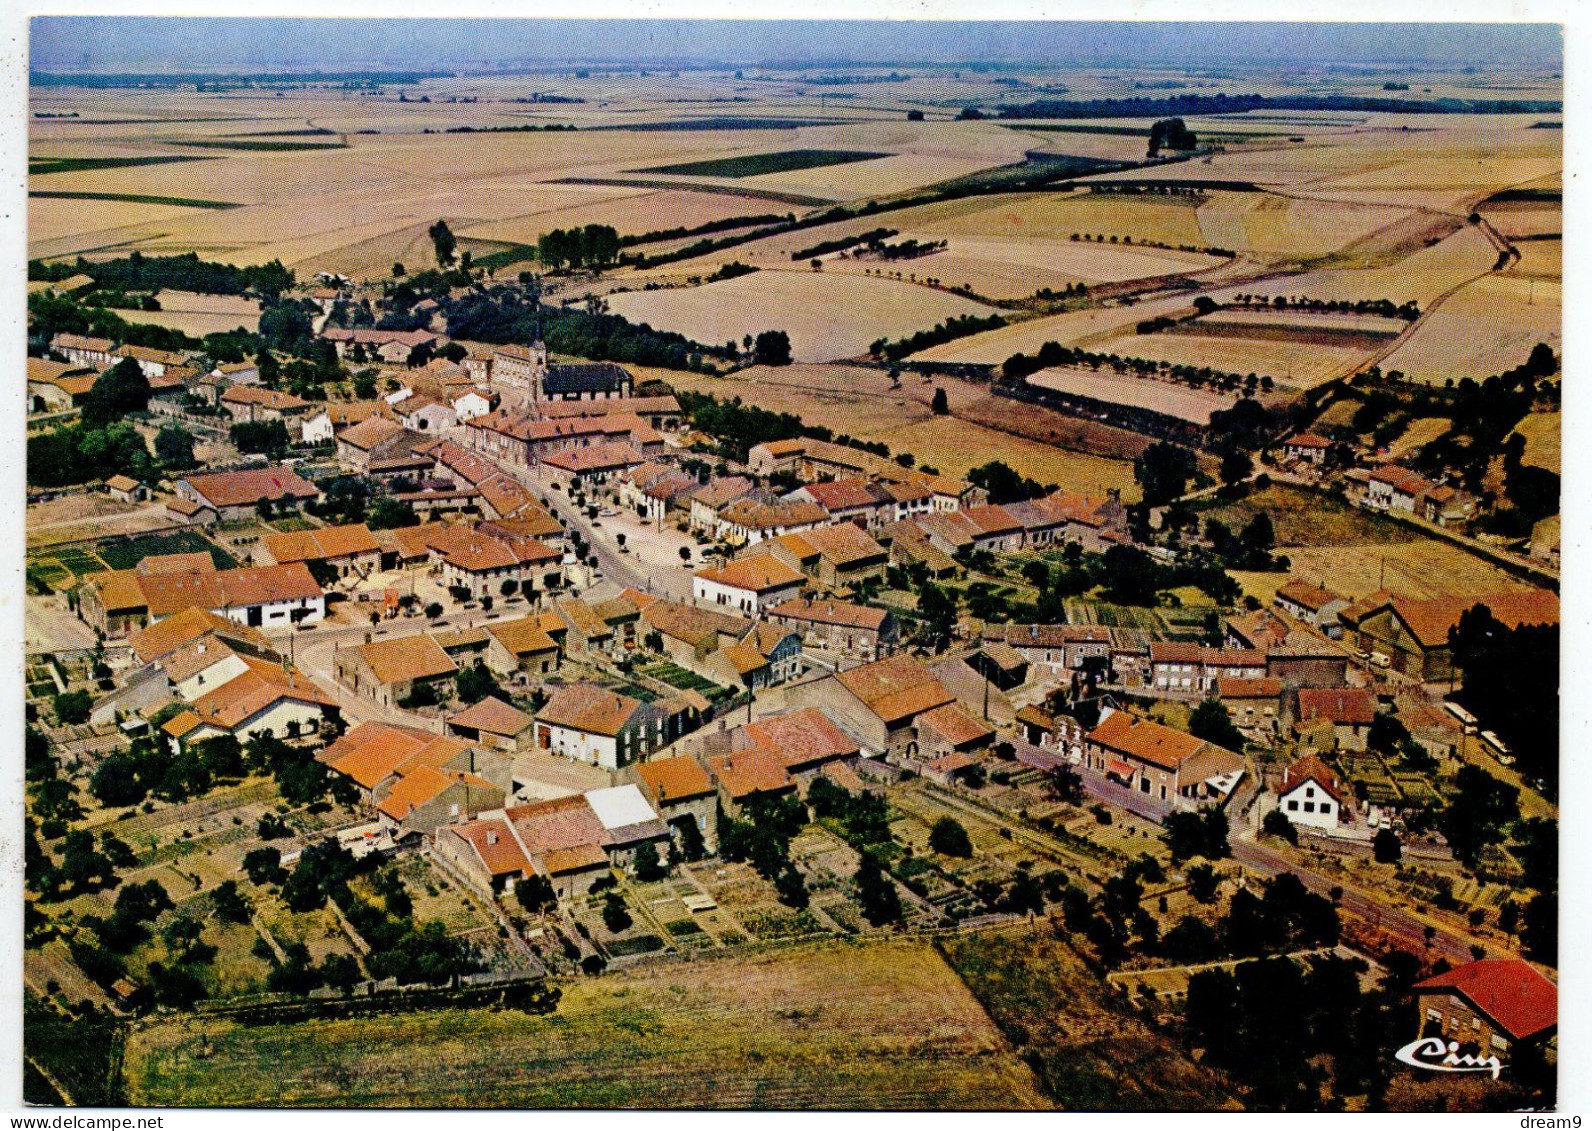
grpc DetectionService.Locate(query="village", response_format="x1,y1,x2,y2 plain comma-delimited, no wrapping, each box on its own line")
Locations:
23,271,1559,1106
20,30,1565,1109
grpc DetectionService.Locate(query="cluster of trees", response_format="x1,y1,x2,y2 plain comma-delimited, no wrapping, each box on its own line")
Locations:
1056,854,1165,963
28,420,153,489
230,419,292,457
620,213,786,250
966,458,1051,505
1187,953,1397,1109
1405,344,1557,497
675,390,806,462
453,660,501,705
1201,512,1288,572
1449,603,1559,795
28,825,136,901
719,793,812,910
154,423,197,470
1188,699,1247,752
993,91,1561,121
445,286,734,372
869,313,1009,362
1163,808,1230,862
1134,440,1201,507
428,220,457,266
92,731,352,813
1146,116,1198,156
751,329,792,367
791,226,898,262
90,732,241,808
81,357,151,428
1002,337,1279,400
537,224,622,272
871,237,948,261
272,840,478,989
1228,293,1422,322
30,250,295,299
807,777,893,851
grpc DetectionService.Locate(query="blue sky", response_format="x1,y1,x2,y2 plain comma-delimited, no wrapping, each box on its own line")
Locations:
30,18,1561,71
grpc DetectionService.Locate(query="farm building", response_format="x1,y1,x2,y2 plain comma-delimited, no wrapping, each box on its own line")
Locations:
254,523,381,579
334,634,458,710
1411,958,1557,1062
533,683,661,771
173,467,320,522
434,785,671,901
1082,707,1246,809
634,755,718,854
766,597,899,661
446,696,536,754
1292,687,1379,752
79,555,325,638
1342,589,1559,683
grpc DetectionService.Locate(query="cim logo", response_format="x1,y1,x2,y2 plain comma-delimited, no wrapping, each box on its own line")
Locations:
1394,1036,1504,1080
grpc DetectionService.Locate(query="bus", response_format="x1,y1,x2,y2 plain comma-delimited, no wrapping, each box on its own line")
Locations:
1443,702,1479,735
1480,730,1514,766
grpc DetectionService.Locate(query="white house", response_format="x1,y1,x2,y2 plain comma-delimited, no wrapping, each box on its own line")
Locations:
452,389,496,423
1276,753,1348,831
692,557,806,616
397,395,458,433
532,683,659,771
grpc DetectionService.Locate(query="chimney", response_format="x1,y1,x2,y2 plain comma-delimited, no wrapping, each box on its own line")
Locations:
486,829,498,846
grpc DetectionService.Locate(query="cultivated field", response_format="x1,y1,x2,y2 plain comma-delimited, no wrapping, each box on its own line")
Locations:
1378,272,1560,382
123,937,1049,1109
1026,366,1240,425
651,363,1140,495
1094,326,1372,389
911,292,1201,363
607,270,998,362
116,289,263,335
1512,411,1561,475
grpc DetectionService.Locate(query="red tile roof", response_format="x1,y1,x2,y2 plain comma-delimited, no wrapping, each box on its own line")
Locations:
448,696,533,737
1088,709,1211,770
1279,753,1347,807
1296,688,1378,727
1414,958,1557,1040
180,468,319,509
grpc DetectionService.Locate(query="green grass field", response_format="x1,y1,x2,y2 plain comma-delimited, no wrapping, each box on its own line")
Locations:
640,148,888,179
937,925,1239,1111
29,155,213,176
96,530,235,571
169,140,349,153
29,191,240,210
122,937,1049,1109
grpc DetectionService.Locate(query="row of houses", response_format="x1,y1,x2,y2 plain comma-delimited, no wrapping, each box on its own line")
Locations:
80,552,327,638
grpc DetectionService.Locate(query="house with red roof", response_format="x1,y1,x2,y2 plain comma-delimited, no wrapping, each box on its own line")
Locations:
1275,753,1350,831
1083,707,1247,808
1293,687,1379,752
1413,958,1557,1060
